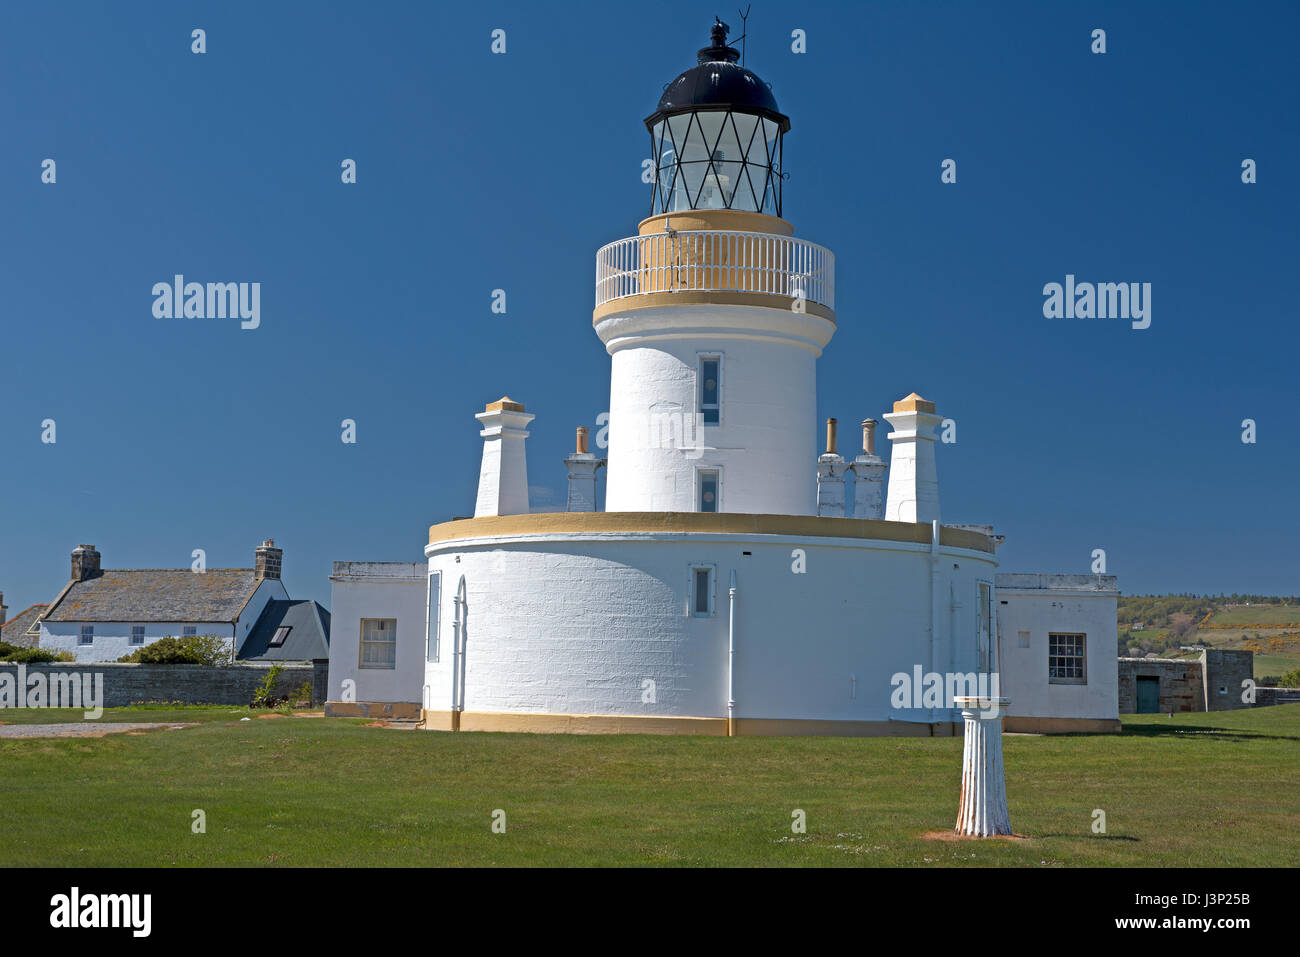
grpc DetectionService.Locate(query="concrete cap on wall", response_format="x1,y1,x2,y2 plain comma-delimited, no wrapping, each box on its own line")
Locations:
484,396,525,413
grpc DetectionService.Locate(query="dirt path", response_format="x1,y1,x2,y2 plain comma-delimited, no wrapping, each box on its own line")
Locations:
0,722,197,739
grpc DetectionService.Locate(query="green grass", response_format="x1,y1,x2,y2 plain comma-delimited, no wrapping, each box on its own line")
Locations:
1,705,1297,867
1208,605,1300,626
1254,655,1300,679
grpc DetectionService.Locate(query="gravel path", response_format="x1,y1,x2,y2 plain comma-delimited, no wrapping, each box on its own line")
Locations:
0,722,197,739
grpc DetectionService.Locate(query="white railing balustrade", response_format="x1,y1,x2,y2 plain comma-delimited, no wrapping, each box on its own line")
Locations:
595,230,835,310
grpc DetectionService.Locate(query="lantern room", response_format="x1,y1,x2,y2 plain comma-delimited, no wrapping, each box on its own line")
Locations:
645,19,790,217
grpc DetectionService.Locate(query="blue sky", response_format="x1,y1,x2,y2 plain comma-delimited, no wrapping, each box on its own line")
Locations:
2,0,1297,611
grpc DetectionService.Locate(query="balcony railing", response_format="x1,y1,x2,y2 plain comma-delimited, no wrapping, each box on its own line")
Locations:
595,230,835,311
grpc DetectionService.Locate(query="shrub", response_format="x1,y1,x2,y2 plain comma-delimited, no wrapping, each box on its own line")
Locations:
117,634,232,665
0,641,65,663
252,663,285,707
1280,669,1300,689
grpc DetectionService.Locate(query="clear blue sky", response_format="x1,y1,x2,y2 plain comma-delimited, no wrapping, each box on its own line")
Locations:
2,0,1297,612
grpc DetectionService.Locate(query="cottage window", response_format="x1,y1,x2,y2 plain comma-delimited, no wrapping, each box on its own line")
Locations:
1048,633,1087,684
360,618,398,669
131,625,145,646
79,625,94,646
183,626,198,638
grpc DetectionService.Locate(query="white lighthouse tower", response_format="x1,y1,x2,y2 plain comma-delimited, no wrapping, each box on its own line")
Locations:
595,19,835,515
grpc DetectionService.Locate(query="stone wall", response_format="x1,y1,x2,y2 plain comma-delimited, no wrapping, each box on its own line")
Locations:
1201,648,1253,711
0,661,327,709
1256,687,1300,707
1118,657,1205,714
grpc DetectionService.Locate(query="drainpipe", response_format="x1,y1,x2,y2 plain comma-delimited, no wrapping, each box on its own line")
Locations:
930,520,942,732
727,569,737,737
451,575,466,731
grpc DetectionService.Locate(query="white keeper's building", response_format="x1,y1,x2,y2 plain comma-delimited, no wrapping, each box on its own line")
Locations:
326,23,1121,735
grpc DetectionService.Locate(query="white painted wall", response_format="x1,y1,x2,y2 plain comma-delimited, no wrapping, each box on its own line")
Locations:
595,303,834,516
40,620,235,663
995,574,1119,721
424,530,997,724
327,562,426,706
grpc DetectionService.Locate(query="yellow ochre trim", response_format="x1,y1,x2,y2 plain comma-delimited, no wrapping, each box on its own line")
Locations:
416,710,968,737
428,511,995,553
325,700,422,720
893,392,936,414
638,209,794,236
593,289,836,326
1003,716,1121,734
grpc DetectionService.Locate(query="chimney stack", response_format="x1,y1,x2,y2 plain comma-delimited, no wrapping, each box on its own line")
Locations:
883,393,943,525
255,539,283,580
474,397,536,517
851,418,887,520
71,545,101,582
564,425,601,513
0,592,7,629
816,418,848,518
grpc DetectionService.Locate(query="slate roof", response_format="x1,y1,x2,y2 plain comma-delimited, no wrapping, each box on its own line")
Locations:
238,600,330,661
42,570,261,623
1,605,47,648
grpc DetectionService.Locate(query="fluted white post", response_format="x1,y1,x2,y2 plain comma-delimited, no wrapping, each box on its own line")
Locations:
954,696,1012,837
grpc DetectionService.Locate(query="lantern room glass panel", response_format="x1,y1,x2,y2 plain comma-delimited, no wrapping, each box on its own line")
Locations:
650,108,783,216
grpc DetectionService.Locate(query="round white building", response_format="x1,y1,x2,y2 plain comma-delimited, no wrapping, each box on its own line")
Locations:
419,21,1000,736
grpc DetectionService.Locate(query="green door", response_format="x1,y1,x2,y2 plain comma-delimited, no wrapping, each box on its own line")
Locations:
1136,676,1160,714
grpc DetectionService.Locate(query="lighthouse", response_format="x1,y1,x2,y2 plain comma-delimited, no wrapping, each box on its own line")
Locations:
595,19,835,515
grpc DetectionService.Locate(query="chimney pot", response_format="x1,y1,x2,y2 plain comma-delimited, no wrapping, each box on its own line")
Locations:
826,417,838,455
255,540,283,580
576,426,589,455
862,418,877,456
71,545,102,582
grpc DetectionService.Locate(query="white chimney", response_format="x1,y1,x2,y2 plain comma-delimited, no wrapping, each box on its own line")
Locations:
883,393,942,525
564,426,600,512
816,418,848,518
474,397,535,517
851,417,886,519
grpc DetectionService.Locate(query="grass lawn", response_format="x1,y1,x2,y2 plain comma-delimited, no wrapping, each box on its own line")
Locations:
1253,654,1300,679
1208,606,1300,627
1,704,1297,867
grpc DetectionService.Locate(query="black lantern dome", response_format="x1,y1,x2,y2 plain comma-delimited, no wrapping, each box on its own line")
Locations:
645,19,790,217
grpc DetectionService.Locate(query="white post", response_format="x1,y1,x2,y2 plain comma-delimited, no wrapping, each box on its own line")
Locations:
954,696,1013,837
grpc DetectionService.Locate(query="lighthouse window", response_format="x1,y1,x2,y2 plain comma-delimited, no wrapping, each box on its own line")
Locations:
426,573,441,663
699,356,720,424
690,565,716,617
698,469,720,512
